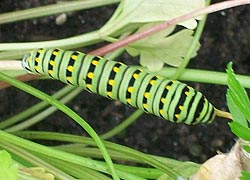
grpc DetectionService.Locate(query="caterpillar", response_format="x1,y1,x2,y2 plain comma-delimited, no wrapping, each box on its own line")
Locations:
22,48,217,125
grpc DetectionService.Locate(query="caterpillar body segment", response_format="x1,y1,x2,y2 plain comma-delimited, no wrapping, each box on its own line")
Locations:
22,48,216,125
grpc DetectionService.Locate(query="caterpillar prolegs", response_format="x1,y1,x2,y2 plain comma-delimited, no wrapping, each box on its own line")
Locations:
22,48,217,125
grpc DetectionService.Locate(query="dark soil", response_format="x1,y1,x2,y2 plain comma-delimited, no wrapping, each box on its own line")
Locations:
0,0,250,163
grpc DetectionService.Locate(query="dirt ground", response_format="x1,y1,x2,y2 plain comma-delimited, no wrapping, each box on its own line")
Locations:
0,1,250,163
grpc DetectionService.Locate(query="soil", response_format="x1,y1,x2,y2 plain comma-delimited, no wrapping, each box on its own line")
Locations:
0,0,250,163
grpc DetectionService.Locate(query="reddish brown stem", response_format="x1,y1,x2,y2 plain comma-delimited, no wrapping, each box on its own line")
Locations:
89,0,250,56
0,74,40,90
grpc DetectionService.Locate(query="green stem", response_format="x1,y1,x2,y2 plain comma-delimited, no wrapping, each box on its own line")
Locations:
0,0,120,24
0,51,28,60
16,131,181,179
100,110,144,140
0,85,75,129
0,72,120,180
0,141,73,180
0,31,101,51
0,131,143,180
5,87,82,132
40,150,162,179
37,155,113,180
146,67,250,89
172,0,211,79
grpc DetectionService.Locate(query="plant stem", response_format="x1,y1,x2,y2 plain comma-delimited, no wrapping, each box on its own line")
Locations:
0,0,120,24
0,141,73,180
90,0,250,56
5,87,82,132
154,67,250,89
0,31,101,51
0,130,143,180
172,0,211,79
100,110,144,140
0,72,120,180
0,85,75,129
15,131,182,178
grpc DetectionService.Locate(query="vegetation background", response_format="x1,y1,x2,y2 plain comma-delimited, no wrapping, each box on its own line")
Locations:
0,0,250,164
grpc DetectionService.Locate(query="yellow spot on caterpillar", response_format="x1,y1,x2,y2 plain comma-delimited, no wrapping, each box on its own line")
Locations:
127,98,132,104
67,65,73,72
161,98,166,103
71,55,78,60
107,91,112,97
150,80,156,85
87,72,94,79
48,70,53,75
108,79,115,86
35,58,40,62
113,67,119,73
175,114,180,119
49,60,55,66
52,51,58,56
92,60,98,66
128,86,133,93
133,73,139,79
66,77,72,82
143,103,147,109
185,91,189,96
179,106,183,110
38,49,43,53
35,66,39,71
166,85,171,90
28,57,32,63
172,80,177,83
144,92,150,98
159,109,164,115
86,84,92,90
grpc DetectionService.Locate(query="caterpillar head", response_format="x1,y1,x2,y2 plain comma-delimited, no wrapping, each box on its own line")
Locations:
21,50,34,73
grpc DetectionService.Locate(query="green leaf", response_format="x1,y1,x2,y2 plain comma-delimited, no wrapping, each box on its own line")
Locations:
121,0,205,28
226,62,250,121
126,25,199,71
241,171,250,180
0,150,18,180
228,121,250,141
226,90,248,126
100,0,205,35
242,145,250,153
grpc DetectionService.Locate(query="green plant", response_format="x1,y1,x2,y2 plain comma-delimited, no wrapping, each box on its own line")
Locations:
226,63,250,179
0,0,250,179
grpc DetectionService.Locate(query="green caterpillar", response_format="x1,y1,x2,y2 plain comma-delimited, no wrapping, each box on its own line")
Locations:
22,48,217,125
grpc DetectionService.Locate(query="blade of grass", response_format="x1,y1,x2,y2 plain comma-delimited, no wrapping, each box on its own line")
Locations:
100,109,144,139
0,141,73,180
0,72,120,180
0,130,148,180
15,131,184,178
5,87,82,132
0,0,120,24
0,85,75,129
